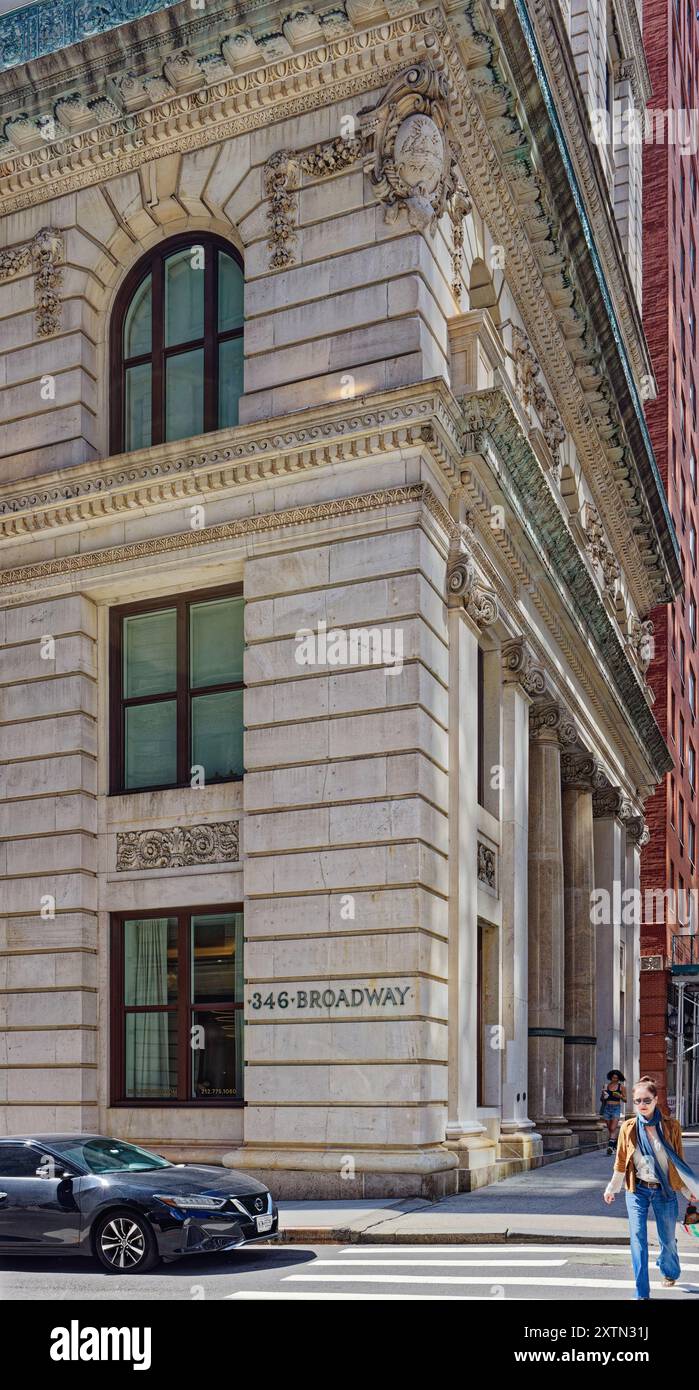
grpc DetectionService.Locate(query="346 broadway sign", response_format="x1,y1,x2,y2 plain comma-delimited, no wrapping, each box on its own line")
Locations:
248,982,414,1012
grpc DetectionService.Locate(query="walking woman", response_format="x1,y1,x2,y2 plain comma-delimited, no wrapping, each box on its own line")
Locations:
603,1076,699,1299
600,1069,627,1155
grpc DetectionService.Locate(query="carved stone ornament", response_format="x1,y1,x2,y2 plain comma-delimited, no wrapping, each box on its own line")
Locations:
529,700,577,747
0,226,63,337
446,517,499,628
477,840,497,892
626,815,651,848
582,501,621,594
263,134,365,269
510,326,565,461
359,60,471,240
560,750,598,789
116,821,240,871
627,615,654,674
591,786,635,822
501,637,546,698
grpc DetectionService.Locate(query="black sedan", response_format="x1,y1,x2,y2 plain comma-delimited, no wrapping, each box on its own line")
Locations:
0,1134,279,1273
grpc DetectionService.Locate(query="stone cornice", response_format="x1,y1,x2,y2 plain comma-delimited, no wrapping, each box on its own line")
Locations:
461,386,672,780
461,464,655,794
440,1,678,609
0,480,456,589
0,9,436,213
0,382,462,536
517,0,654,385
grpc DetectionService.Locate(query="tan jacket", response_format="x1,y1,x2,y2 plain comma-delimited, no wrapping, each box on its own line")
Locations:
613,1114,687,1193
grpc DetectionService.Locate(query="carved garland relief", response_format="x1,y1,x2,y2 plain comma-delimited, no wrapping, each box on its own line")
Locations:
263,61,472,299
116,820,240,871
0,227,63,336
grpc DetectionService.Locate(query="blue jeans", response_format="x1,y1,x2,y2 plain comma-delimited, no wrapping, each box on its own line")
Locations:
625,1186,681,1298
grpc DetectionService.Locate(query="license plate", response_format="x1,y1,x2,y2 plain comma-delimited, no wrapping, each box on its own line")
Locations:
256,1213,273,1233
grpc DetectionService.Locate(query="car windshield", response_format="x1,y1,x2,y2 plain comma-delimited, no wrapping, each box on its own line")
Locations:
48,1138,172,1174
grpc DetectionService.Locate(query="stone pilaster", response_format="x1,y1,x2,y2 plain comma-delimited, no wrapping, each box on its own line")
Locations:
624,816,649,1088
527,701,577,1151
443,518,500,1184
561,751,607,1147
498,639,543,1160
592,785,632,1104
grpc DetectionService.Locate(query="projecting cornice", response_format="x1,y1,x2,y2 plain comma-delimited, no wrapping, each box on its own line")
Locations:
0,382,463,535
449,0,679,607
461,386,672,781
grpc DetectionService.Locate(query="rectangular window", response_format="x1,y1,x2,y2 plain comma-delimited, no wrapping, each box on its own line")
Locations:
671,776,676,826
111,907,244,1104
679,797,685,847
690,667,696,714
689,743,696,789
110,585,244,793
680,713,685,764
690,819,696,866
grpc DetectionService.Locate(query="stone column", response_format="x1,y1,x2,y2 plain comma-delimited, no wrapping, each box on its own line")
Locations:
624,816,649,1089
528,702,576,1151
592,787,630,1103
561,752,607,1146
443,520,500,1184
498,640,543,1159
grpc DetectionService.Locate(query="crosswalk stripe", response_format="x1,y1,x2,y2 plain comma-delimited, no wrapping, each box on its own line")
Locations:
226,1292,500,1300
310,1258,566,1268
338,1244,629,1255
283,1273,699,1290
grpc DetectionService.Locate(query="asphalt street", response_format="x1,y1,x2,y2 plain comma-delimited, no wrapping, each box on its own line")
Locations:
2,1241,699,1300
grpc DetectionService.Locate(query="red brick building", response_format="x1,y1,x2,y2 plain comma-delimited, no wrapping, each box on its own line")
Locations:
642,0,699,1120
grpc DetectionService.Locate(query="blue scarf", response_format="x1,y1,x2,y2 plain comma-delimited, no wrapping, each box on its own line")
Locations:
636,1110,699,1199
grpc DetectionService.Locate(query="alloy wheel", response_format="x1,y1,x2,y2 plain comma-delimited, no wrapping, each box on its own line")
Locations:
99,1216,147,1269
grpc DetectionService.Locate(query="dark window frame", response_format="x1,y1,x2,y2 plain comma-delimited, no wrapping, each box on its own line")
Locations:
110,905,244,1108
109,581,243,795
110,232,244,455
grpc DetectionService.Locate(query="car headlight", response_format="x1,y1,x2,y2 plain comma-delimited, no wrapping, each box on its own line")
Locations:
154,1194,228,1210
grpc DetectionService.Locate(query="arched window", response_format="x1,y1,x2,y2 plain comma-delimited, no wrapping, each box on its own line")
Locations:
110,234,244,454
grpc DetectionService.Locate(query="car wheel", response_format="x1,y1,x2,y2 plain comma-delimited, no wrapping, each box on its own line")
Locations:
94,1209,159,1274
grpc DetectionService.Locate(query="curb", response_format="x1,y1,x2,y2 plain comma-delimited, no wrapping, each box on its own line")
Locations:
277,1227,633,1246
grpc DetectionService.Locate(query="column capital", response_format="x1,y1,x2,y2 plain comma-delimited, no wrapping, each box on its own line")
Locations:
501,637,546,698
446,518,499,629
626,815,650,848
529,699,577,748
560,750,599,790
591,782,635,822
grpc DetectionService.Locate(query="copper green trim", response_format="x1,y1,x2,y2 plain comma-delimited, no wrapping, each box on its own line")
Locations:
462,387,671,779
512,0,680,592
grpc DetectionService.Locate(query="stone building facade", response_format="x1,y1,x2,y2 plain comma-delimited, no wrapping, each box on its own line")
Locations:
0,0,681,1196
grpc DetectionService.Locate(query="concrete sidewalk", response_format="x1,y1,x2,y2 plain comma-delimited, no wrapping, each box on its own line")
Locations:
276,1139,699,1246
